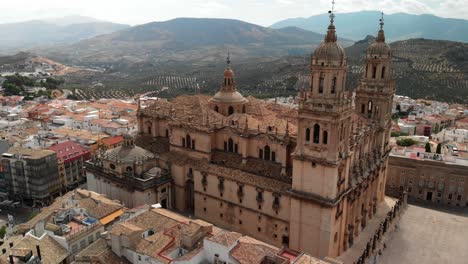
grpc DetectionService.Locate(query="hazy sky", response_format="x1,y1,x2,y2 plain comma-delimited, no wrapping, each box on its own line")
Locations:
1,0,467,26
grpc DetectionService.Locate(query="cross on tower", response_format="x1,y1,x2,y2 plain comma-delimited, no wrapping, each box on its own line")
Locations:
380,11,385,30
226,50,231,66
329,0,336,24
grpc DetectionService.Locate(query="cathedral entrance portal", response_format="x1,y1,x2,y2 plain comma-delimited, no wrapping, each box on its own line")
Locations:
185,180,195,214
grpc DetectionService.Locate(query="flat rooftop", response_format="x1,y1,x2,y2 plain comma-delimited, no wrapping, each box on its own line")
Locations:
380,205,468,264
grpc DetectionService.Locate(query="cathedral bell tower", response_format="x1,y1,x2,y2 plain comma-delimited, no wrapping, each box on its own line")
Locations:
355,13,395,153
292,8,353,197
289,7,353,257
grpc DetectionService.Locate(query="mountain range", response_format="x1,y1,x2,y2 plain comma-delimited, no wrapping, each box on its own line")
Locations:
0,16,129,53
39,18,353,66
271,11,468,43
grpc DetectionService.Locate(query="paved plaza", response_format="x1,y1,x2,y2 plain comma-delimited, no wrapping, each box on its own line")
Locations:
380,204,468,264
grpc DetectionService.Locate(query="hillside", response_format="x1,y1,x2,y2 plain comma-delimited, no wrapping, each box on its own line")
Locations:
0,18,129,53
40,18,353,66
345,38,468,103
271,11,468,43
57,38,468,104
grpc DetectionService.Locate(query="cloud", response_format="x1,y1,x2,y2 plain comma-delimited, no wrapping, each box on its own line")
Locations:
0,0,465,26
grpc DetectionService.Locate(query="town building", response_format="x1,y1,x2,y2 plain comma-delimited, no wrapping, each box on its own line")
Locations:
48,141,91,191
17,189,124,261
80,207,336,264
110,12,397,260
0,232,69,264
387,147,468,207
1,147,60,206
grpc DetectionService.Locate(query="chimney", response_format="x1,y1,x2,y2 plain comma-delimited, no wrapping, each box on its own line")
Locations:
8,255,13,264
36,245,42,260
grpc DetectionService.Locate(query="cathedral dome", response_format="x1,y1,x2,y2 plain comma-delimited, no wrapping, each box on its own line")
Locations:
312,13,346,63
212,90,247,104
367,41,391,55
103,145,155,163
367,29,390,55
314,40,346,62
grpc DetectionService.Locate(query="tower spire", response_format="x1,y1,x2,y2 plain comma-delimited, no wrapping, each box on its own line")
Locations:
226,49,231,67
377,11,386,43
325,0,337,42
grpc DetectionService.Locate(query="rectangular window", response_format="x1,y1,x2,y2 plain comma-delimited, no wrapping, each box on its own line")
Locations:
319,76,324,94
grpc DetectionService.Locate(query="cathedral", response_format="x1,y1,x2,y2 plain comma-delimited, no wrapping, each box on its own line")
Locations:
87,11,395,258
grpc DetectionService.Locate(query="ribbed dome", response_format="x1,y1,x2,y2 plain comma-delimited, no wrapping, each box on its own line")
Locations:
212,90,247,104
103,145,155,163
313,21,346,62
314,41,346,61
367,41,391,55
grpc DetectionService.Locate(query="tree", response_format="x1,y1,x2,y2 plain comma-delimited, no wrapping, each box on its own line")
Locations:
425,142,432,153
396,138,417,147
0,226,6,239
436,143,442,154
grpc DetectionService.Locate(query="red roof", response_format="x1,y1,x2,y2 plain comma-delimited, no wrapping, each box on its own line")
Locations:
101,135,124,146
48,141,91,162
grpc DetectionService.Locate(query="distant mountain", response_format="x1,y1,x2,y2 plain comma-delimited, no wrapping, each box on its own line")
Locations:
40,18,353,66
42,15,103,26
271,11,468,43
0,17,130,53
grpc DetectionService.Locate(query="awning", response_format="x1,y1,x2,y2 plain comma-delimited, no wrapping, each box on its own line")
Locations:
100,209,124,225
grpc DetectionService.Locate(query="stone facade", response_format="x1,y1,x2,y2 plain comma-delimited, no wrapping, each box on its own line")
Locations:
387,151,468,207
133,13,396,259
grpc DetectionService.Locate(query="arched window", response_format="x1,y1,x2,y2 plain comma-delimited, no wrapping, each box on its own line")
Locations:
372,66,377,79
242,105,246,113
192,140,196,150
319,74,324,94
126,166,133,172
186,135,191,149
381,66,386,79
331,77,337,94
259,149,263,159
305,128,311,142
165,129,169,137
313,124,320,144
228,138,234,152
228,106,234,115
323,131,328,145
264,145,271,161
365,65,369,78
147,125,152,135
214,105,219,112
272,151,276,162
361,104,365,114
182,137,186,148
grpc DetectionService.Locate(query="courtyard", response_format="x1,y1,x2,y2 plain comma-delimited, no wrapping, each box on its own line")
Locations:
380,204,468,264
